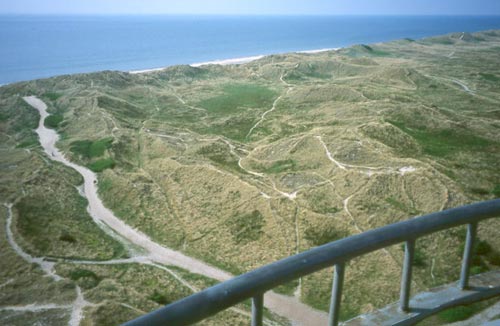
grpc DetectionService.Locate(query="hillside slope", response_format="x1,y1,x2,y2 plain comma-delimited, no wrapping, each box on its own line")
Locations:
1,30,500,325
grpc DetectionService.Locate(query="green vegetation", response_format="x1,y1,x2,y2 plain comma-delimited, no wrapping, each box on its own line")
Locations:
43,92,62,101
89,158,116,172
263,159,297,174
70,137,114,159
226,210,265,244
388,120,494,157
304,224,347,246
437,303,483,323
386,197,419,215
199,84,277,114
196,142,244,173
274,279,300,296
400,243,427,267
2,29,500,325
492,185,500,197
149,289,171,305
480,73,500,82
44,114,63,128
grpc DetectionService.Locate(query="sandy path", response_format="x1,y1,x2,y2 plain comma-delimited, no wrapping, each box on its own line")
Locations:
246,72,294,139
23,96,328,325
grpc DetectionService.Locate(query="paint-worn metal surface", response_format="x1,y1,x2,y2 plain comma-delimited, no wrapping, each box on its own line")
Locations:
123,199,500,326
345,270,500,326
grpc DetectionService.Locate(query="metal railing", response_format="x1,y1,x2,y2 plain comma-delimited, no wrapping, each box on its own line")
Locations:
123,199,500,326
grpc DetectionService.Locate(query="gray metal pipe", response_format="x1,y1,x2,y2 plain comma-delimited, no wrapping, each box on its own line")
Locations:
399,239,415,312
123,199,500,326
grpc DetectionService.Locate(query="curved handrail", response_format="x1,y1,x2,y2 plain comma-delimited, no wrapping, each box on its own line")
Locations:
123,199,500,326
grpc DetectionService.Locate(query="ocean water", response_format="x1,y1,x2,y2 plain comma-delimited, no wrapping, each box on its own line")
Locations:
1,15,500,84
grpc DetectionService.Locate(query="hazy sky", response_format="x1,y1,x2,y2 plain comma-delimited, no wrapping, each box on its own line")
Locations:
2,0,500,15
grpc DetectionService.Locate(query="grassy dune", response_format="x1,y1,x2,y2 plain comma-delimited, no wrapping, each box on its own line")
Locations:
1,30,500,325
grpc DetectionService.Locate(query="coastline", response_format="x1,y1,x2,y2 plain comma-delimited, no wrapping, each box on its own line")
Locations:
129,47,339,74
0,47,340,85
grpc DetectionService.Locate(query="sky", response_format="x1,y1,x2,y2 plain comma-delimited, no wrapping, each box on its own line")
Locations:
1,0,500,16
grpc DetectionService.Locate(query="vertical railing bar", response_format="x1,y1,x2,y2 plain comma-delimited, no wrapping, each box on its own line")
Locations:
251,293,264,326
460,222,478,290
399,239,415,312
328,262,346,326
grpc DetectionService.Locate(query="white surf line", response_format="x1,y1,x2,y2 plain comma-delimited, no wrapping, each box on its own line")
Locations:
24,96,328,326
4,203,62,281
296,48,339,54
190,55,265,67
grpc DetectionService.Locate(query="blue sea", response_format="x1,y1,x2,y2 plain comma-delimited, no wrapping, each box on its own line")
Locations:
1,15,500,85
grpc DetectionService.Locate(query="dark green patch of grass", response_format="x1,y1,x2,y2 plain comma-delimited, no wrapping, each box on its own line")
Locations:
263,159,297,174
196,142,245,173
386,197,419,215
44,114,63,128
89,158,116,172
199,84,277,115
70,137,113,159
470,187,491,195
69,268,100,281
16,137,38,148
388,120,494,157
400,243,427,267
59,232,77,243
202,116,258,142
486,251,500,266
438,305,478,323
492,185,500,197
149,289,171,305
226,210,265,245
479,73,500,82
44,92,62,101
305,225,347,246
303,279,358,320
97,95,147,120
16,188,126,260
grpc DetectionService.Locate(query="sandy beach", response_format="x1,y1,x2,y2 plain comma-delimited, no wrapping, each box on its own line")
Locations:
128,48,339,74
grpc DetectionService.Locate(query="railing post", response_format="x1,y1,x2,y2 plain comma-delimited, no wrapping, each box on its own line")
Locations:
399,239,415,312
252,293,264,326
460,222,478,290
329,262,346,326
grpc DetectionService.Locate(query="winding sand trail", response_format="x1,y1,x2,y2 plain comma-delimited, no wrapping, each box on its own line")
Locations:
4,203,92,325
23,96,328,326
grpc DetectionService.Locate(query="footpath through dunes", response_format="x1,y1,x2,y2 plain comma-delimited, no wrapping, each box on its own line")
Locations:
23,95,328,326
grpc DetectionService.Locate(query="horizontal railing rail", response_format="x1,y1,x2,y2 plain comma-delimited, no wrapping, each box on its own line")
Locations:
123,199,500,326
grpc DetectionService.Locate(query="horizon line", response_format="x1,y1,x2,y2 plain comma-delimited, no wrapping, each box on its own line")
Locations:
2,13,500,17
